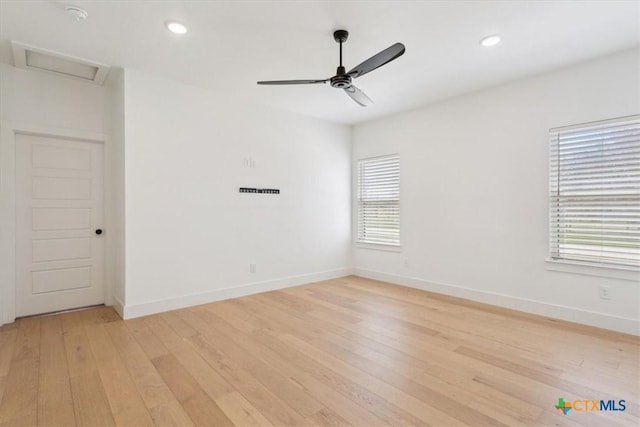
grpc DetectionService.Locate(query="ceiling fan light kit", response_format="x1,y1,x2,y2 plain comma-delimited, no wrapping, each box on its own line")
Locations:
257,29,405,107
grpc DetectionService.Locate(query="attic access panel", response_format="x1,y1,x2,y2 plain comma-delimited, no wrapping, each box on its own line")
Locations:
11,41,110,85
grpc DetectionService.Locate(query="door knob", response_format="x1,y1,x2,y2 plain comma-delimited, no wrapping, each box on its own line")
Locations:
95,229,103,235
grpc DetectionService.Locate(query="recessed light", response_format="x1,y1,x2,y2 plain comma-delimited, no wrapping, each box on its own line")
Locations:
480,34,501,47
65,5,88,21
165,21,188,35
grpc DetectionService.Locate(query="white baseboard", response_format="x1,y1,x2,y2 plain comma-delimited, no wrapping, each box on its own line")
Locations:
111,296,125,319
121,268,353,319
354,268,640,336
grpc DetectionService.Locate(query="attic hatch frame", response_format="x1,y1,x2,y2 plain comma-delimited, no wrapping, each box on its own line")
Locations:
11,41,111,85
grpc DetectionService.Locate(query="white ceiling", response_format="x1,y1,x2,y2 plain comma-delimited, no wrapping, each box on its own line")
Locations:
0,1,638,124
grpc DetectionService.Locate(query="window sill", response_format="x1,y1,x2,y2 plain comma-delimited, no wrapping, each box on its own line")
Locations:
545,258,640,282
355,242,402,252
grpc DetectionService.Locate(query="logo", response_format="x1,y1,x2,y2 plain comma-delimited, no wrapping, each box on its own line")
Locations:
554,397,626,415
555,398,572,415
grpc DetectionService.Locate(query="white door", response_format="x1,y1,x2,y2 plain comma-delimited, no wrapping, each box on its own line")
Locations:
15,133,105,317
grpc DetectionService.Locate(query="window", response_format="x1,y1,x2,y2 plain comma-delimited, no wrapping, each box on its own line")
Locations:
549,115,640,268
357,155,400,246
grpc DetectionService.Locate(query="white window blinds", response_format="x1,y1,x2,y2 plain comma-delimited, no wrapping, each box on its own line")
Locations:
357,155,400,246
549,115,640,268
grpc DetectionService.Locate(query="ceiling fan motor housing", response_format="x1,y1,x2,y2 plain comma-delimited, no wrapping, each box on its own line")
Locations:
330,65,352,88
330,75,352,89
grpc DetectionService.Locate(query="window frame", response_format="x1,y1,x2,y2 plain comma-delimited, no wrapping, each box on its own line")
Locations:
548,115,640,274
355,154,401,249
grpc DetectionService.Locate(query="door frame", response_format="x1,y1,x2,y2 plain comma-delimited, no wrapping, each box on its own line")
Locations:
0,121,113,326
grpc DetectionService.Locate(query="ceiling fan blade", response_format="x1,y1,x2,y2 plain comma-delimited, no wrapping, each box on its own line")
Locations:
347,43,405,78
343,85,373,107
257,79,327,85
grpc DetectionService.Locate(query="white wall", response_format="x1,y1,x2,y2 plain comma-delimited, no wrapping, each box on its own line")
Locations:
0,63,111,325
352,49,640,335
0,63,109,133
105,69,126,314
2,51,636,334
0,63,350,322
121,69,351,317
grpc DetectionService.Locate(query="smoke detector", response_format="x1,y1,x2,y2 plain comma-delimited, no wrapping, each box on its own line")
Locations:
65,5,88,21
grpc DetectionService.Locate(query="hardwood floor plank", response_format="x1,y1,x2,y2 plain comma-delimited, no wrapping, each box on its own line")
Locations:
106,321,177,408
0,318,40,426
0,329,18,405
201,309,390,427
250,294,507,426
60,310,87,335
0,330,17,377
149,401,196,427
199,300,266,333
282,327,478,426
85,322,155,426
214,391,275,427
308,281,636,390
69,372,116,427
236,297,448,426
37,316,75,426
188,331,308,426
143,316,184,351
106,320,195,427
143,315,234,400
126,317,170,360
152,353,234,427
300,302,545,422
340,277,639,348
60,308,115,426
472,372,636,426
159,311,198,338
459,346,640,425
249,327,394,427
63,330,98,378
302,326,518,425
0,323,18,333
2,276,637,427
455,345,637,410
305,407,353,427
179,309,325,418
0,380,5,415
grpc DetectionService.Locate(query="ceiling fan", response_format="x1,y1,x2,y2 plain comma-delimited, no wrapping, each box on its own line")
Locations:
257,30,405,107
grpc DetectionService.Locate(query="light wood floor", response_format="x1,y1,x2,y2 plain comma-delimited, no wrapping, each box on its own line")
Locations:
0,276,638,427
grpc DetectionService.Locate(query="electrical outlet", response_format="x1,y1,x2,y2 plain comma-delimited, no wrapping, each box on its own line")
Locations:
599,285,611,300
249,264,256,273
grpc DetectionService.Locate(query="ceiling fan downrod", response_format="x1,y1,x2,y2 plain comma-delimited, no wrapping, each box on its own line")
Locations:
331,30,351,88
